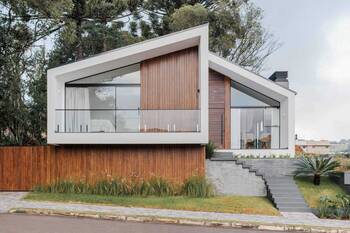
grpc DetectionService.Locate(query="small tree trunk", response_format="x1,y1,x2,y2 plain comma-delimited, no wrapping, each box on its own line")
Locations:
76,19,83,60
313,174,321,185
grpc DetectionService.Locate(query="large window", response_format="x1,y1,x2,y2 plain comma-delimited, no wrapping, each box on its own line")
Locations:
55,63,201,133
64,64,140,133
231,81,280,149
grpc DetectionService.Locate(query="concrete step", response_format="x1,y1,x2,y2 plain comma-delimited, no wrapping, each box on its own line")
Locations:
213,152,233,157
210,157,236,161
273,197,306,203
278,207,311,212
265,178,296,183
211,152,235,161
267,186,300,194
271,194,304,199
268,184,298,189
276,203,308,208
268,187,300,192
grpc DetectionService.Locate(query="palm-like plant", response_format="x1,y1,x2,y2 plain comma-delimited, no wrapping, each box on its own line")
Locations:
295,156,340,185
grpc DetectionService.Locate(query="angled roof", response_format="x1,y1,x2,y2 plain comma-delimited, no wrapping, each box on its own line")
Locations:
48,24,296,100
208,52,296,101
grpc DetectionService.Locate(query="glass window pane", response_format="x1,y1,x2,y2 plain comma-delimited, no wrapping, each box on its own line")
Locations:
116,86,140,109
68,64,140,84
231,87,269,107
66,87,115,109
230,81,279,107
231,108,280,149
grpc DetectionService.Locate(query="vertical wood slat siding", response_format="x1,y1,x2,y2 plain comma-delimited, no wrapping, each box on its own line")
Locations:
0,145,205,191
208,69,231,149
224,78,231,149
140,47,199,110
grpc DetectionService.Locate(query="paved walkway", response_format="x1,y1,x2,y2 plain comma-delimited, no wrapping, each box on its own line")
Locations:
0,214,291,233
1,192,350,230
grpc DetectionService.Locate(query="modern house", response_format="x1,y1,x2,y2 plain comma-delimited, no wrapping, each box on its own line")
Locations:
46,24,296,183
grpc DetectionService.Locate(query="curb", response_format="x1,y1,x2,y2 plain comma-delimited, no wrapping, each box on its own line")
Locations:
9,208,350,233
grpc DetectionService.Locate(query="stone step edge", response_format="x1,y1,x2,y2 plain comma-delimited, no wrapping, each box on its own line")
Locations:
8,208,350,233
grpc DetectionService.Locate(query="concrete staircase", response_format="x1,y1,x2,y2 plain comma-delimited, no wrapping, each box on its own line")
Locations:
265,176,310,212
211,152,311,212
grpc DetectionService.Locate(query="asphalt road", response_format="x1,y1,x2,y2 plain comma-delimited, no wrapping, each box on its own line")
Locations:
0,214,295,233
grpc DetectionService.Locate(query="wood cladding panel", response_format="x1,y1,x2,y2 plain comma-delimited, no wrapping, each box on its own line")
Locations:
140,47,199,109
0,145,205,191
224,78,231,148
208,69,231,149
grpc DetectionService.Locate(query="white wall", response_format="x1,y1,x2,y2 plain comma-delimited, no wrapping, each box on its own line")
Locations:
47,25,209,145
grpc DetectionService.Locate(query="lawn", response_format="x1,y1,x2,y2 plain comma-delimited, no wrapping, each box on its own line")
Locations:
294,176,347,208
25,193,279,216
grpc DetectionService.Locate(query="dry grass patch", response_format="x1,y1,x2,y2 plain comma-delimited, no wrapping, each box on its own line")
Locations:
295,176,346,208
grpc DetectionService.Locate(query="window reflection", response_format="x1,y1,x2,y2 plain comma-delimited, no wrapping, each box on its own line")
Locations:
231,81,280,149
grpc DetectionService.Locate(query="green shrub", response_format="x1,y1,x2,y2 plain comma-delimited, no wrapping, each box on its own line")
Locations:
295,156,340,185
181,175,214,198
318,196,337,218
317,195,350,219
129,180,152,196
205,140,216,159
148,177,174,196
33,176,216,198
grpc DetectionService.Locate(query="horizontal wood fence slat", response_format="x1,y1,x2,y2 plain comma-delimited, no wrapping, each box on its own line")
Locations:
0,145,205,191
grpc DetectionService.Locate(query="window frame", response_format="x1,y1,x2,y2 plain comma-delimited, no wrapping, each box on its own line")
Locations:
230,81,281,150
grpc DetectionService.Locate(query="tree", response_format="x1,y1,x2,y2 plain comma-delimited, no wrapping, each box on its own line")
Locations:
169,3,208,31
142,0,279,71
0,0,55,145
295,156,340,185
26,48,47,144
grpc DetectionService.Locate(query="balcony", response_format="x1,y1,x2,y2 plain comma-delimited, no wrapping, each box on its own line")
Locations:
55,109,201,133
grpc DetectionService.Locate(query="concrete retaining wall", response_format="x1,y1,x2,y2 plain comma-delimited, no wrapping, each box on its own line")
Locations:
240,159,298,177
206,160,266,196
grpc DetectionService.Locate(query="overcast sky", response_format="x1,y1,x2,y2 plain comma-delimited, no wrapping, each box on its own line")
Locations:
251,0,350,141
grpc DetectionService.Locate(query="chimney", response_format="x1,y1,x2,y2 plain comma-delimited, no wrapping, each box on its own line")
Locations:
269,71,289,88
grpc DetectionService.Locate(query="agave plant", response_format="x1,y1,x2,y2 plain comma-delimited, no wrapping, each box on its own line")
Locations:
295,156,340,185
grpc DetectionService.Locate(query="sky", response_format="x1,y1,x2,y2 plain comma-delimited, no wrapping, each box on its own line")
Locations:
251,0,350,141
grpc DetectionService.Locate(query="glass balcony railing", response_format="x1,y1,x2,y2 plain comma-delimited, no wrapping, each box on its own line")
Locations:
55,109,201,133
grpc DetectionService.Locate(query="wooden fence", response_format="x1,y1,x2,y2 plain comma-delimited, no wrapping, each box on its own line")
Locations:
0,145,205,191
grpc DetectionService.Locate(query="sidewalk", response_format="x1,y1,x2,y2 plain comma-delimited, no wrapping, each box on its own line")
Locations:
1,192,350,232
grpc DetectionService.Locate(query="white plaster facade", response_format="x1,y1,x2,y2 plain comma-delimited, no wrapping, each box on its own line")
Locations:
47,24,296,157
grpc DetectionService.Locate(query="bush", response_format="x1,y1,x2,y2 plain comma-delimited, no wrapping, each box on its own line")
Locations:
295,156,340,185
93,179,129,196
317,195,350,219
34,180,90,194
205,140,216,159
34,177,176,197
148,177,174,196
181,175,214,198
34,176,216,198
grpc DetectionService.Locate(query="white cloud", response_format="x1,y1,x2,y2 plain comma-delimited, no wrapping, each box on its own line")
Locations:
298,15,350,141
318,15,350,85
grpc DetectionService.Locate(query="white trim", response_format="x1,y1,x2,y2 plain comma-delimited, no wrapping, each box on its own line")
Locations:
208,53,295,157
47,25,209,145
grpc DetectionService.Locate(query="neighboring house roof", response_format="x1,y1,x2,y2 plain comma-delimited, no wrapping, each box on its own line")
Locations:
296,139,331,147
